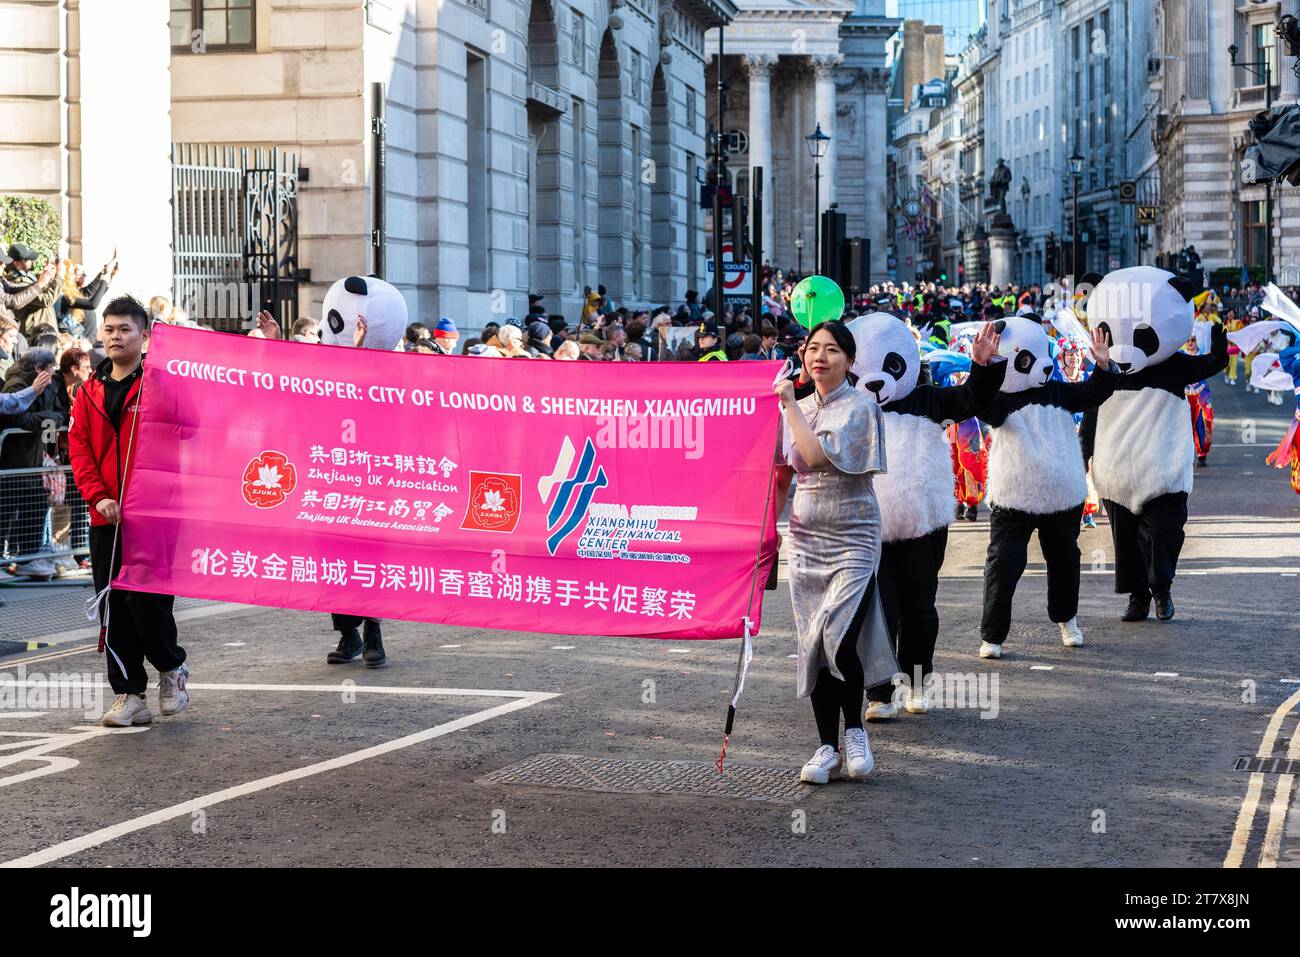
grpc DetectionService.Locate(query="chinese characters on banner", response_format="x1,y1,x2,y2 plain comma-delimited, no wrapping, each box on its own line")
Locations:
114,325,782,639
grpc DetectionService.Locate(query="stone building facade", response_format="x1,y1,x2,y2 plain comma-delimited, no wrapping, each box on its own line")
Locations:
706,0,898,282
1,0,736,328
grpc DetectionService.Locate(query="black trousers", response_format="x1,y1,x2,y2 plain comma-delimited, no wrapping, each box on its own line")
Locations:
980,503,1084,645
90,525,184,695
868,526,948,703
331,614,380,631
1103,492,1188,596
810,588,869,747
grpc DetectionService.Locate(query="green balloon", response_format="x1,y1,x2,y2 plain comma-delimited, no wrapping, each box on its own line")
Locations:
790,275,846,330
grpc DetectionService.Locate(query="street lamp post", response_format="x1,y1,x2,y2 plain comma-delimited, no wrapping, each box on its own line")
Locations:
1070,150,1084,281
806,123,830,275
1230,43,1274,284
794,233,805,276
1021,178,1031,283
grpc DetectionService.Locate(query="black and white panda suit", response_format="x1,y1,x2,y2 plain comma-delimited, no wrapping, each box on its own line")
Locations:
1080,267,1228,621
844,314,1006,702
974,314,1122,650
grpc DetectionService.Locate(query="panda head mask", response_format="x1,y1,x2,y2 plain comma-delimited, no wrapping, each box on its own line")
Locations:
845,312,920,405
995,314,1054,393
1084,266,1193,374
320,275,409,352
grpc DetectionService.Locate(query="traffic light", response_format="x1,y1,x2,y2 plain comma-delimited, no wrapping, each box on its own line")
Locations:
732,196,748,260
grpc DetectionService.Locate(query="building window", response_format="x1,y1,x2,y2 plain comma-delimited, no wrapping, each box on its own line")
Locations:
1255,22,1278,86
1243,200,1269,270
630,49,643,104
171,0,254,50
685,87,696,135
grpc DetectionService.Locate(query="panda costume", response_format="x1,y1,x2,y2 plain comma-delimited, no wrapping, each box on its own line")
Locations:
1080,267,1227,622
973,314,1122,657
844,313,1006,716
319,275,410,667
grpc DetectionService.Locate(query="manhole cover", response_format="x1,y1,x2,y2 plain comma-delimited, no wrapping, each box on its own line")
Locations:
477,753,813,804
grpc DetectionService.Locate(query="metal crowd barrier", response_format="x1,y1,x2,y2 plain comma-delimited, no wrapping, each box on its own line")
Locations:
0,426,91,577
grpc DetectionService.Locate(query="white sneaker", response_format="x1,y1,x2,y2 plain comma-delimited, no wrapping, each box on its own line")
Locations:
102,693,152,727
158,663,190,716
799,744,842,784
842,728,874,780
904,689,930,714
14,558,56,580
864,700,898,722
1059,618,1085,647
979,641,1003,659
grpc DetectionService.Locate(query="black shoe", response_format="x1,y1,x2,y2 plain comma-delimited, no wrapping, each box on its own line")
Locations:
1196,456,1207,468
326,628,363,664
1121,592,1151,622
1153,588,1175,622
965,505,978,521
362,621,386,668
955,502,965,520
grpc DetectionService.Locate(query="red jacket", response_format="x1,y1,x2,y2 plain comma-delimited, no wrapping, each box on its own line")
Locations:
69,360,144,527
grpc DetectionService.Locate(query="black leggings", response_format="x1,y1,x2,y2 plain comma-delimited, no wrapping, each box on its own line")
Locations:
810,588,869,748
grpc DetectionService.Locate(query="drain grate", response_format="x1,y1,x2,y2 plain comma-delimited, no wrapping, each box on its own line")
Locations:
477,753,813,804
1233,756,1299,774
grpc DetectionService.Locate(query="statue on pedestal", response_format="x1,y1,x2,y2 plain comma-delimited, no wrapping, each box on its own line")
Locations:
988,159,1012,214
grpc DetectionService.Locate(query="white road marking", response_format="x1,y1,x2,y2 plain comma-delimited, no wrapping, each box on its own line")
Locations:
0,688,558,868
1153,672,1180,678
2,679,545,699
551,645,575,650
223,642,246,647
438,644,461,649
1030,665,1054,671
1281,679,1300,685
667,648,691,654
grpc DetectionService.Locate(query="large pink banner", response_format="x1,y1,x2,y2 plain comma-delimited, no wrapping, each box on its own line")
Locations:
115,325,781,639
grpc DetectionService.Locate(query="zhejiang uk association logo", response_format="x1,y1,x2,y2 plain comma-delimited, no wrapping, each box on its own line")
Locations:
241,451,297,509
460,472,522,533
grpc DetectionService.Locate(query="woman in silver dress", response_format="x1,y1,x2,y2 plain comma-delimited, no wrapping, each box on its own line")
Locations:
775,320,897,784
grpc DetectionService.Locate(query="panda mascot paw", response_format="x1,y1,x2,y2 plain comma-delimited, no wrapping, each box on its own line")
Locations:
320,275,409,353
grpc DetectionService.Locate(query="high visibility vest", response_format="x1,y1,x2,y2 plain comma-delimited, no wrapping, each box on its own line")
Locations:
698,349,727,362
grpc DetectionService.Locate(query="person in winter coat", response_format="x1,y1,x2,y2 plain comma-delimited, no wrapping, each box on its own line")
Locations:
0,250,57,332
56,258,116,341
3,244,60,337
69,295,189,727
1,349,64,579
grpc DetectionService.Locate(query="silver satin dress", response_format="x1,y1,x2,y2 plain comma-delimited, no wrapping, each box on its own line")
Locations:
782,379,899,699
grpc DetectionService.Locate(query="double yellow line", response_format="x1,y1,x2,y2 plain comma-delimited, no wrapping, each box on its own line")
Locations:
1225,687,1300,868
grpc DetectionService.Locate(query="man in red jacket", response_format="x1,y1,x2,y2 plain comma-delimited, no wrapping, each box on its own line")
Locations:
69,295,189,727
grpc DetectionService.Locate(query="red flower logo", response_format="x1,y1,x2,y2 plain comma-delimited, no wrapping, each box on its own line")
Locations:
460,472,522,533
241,450,297,509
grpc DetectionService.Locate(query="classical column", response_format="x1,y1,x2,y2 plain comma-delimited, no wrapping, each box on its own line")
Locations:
812,55,842,213
744,54,777,267
864,68,890,281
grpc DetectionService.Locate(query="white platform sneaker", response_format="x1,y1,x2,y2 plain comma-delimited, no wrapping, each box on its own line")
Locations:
101,693,152,727
1059,618,1085,647
978,641,1003,659
864,700,899,722
799,744,843,784
159,663,191,716
904,689,930,714
842,728,875,780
